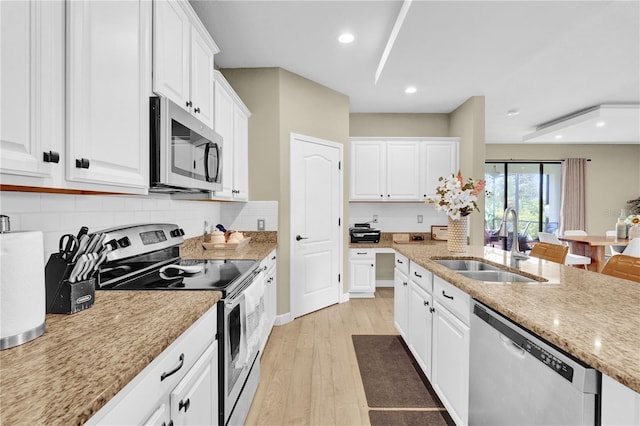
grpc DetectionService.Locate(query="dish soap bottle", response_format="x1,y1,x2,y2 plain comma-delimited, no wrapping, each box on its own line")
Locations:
615,209,627,239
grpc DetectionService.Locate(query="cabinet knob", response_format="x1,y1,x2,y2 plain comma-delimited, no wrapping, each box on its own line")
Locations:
371,264,374,267
179,398,190,412
380,194,383,198
43,151,60,163
194,107,200,113
186,100,192,108
75,158,90,169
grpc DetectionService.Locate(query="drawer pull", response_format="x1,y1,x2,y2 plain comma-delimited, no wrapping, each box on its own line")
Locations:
423,300,429,306
430,307,435,313
160,353,184,381
396,259,404,264
403,281,407,286
414,272,422,278
442,291,454,300
179,398,191,412
357,252,368,255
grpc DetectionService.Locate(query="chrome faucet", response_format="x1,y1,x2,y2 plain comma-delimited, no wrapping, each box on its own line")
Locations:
500,207,529,267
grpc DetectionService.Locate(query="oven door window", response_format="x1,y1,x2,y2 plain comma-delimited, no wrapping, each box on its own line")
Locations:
227,301,246,392
170,119,212,182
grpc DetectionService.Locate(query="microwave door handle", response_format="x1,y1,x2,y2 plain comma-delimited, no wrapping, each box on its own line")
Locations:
204,143,213,182
212,143,221,182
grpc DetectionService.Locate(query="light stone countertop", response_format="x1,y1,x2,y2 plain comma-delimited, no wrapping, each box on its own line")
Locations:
393,244,640,394
0,290,221,425
180,231,277,260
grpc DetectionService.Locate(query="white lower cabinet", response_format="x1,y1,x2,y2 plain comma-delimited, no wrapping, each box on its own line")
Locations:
260,249,277,354
87,306,218,426
432,276,470,426
349,249,376,297
408,280,433,380
601,373,640,425
393,253,410,339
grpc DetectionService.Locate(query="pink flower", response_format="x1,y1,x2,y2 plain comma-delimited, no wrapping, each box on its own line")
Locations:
471,180,485,196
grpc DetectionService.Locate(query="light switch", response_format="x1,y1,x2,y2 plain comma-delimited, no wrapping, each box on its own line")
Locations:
417,215,423,223
257,219,265,230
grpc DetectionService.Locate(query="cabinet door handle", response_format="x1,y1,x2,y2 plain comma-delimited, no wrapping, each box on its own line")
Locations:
296,235,308,241
186,100,192,108
430,307,435,313
271,255,276,260
194,107,200,113
380,194,383,198
442,291,454,300
371,264,374,267
43,151,60,163
414,272,422,278
403,281,407,286
160,353,184,381
75,158,90,169
357,252,368,255
424,300,429,306
396,259,404,264
179,398,190,412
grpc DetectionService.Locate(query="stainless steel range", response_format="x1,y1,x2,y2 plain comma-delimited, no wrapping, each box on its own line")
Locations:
96,223,262,426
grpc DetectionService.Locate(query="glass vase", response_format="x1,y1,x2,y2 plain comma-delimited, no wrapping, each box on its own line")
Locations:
447,215,469,252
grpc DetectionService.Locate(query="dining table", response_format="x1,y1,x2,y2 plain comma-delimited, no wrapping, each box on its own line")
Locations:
558,234,630,272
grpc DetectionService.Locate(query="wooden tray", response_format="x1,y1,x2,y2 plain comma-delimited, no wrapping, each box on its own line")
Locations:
202,237,251,250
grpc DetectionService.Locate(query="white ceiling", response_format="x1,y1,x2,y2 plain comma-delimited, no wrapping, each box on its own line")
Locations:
190,0,640,144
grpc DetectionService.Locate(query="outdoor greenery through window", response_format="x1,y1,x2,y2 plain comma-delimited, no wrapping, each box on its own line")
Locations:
485,162,562,251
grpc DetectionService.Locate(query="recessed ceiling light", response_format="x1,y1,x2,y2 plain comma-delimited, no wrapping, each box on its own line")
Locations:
555,135,563,140
507,109,520,117
338,33,354,44
596,121,606,127
404,86,417,94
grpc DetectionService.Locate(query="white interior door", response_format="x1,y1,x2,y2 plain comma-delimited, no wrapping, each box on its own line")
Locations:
290,134,343,318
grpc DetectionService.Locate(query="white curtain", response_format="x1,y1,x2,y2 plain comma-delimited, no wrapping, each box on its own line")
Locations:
560,158,587,235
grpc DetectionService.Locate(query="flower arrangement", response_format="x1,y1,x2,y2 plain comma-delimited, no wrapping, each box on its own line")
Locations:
427,172,486,220
625,214,640,226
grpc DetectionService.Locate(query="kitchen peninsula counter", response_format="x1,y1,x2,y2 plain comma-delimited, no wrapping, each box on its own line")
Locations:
0,290,221,425
180,231,277,260
393,244,640,394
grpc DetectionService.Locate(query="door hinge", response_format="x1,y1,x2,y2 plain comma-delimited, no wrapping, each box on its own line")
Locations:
338,274,341,283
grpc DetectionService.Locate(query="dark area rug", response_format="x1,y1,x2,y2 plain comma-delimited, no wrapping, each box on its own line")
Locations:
351,334,443,408
369,409,453,426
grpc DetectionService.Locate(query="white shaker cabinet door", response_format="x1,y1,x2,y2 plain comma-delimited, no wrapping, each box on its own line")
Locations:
420,141,458,199
153,0,190,110
350,141,386,200
214,77,235,199
408,281,433,380
393,268,410,340
189,28,214,129
66,0,150,192
386,141,420,200
0,0,65,185
232,105,249,200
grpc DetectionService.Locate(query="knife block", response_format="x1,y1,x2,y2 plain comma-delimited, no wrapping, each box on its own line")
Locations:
45,253,95,314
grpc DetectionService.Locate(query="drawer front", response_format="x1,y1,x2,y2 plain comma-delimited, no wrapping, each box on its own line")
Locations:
409,262,432,294
434,276,470,325
395,252,409,275
88,305,217,425
350,249,375,260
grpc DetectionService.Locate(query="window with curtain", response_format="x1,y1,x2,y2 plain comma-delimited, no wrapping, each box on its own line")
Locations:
485,162,563,249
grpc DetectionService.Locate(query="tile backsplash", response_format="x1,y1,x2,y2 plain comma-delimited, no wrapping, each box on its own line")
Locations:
349,202,448,232
1,191,278,258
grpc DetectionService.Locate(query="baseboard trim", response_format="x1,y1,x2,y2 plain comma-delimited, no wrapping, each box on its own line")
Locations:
274,312,293,326
340,292,350,303
376,280,394,288
349,292,375,298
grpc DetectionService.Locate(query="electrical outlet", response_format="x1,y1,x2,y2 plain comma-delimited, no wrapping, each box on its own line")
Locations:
373,215,378,223
417,215,423,223
257,219,265,230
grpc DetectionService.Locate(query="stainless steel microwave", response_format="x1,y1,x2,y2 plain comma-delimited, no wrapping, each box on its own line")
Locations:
150,96,223,193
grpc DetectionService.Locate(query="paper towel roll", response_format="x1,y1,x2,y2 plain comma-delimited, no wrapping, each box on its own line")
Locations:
0,231,46,349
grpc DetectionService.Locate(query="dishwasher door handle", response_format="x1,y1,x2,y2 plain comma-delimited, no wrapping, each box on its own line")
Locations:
499,333,525,357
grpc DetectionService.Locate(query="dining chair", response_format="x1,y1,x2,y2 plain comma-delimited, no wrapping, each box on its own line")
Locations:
606,230,627,256
601,254,640,283
621,238,640,257
530,242,569,264
538,232,591,269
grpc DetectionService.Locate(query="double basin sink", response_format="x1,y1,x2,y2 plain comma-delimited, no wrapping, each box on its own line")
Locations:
434,259,543,283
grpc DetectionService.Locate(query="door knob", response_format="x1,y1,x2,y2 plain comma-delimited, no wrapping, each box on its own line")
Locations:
296,235,308,241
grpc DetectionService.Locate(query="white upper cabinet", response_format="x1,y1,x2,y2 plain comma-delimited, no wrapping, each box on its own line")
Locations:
0,0,65,187
153,0,217,129
66,0,151,193
420,141,458,199
350,141,386,200
350,138,459,202
213,71,250,201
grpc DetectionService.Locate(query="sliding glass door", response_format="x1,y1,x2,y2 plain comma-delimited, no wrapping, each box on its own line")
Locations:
485,162,562,250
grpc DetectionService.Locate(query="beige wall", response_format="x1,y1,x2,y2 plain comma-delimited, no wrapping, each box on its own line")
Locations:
350,113,449,137
448,96,486,245
221,67,350,315
486,144,640,234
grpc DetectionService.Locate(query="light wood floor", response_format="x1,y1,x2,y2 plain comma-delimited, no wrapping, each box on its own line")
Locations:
245,288,405,426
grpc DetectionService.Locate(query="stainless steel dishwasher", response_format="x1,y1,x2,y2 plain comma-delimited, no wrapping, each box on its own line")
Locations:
469,301,599,426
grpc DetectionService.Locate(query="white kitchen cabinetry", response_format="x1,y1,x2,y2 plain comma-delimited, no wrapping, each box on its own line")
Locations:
87,306,218,426
350,138,459,202
66,0,151,193
349,249,376,297
408,263,434,380
261,249,278,354
601,373,640,425
213,71,251,201
432,276,470,426
0,0,65,187
153,0,217,129
419,141,458,199
393,252,410,339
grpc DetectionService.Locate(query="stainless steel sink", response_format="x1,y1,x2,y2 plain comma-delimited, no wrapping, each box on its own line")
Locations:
456,270,537,283
434,259,502,271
